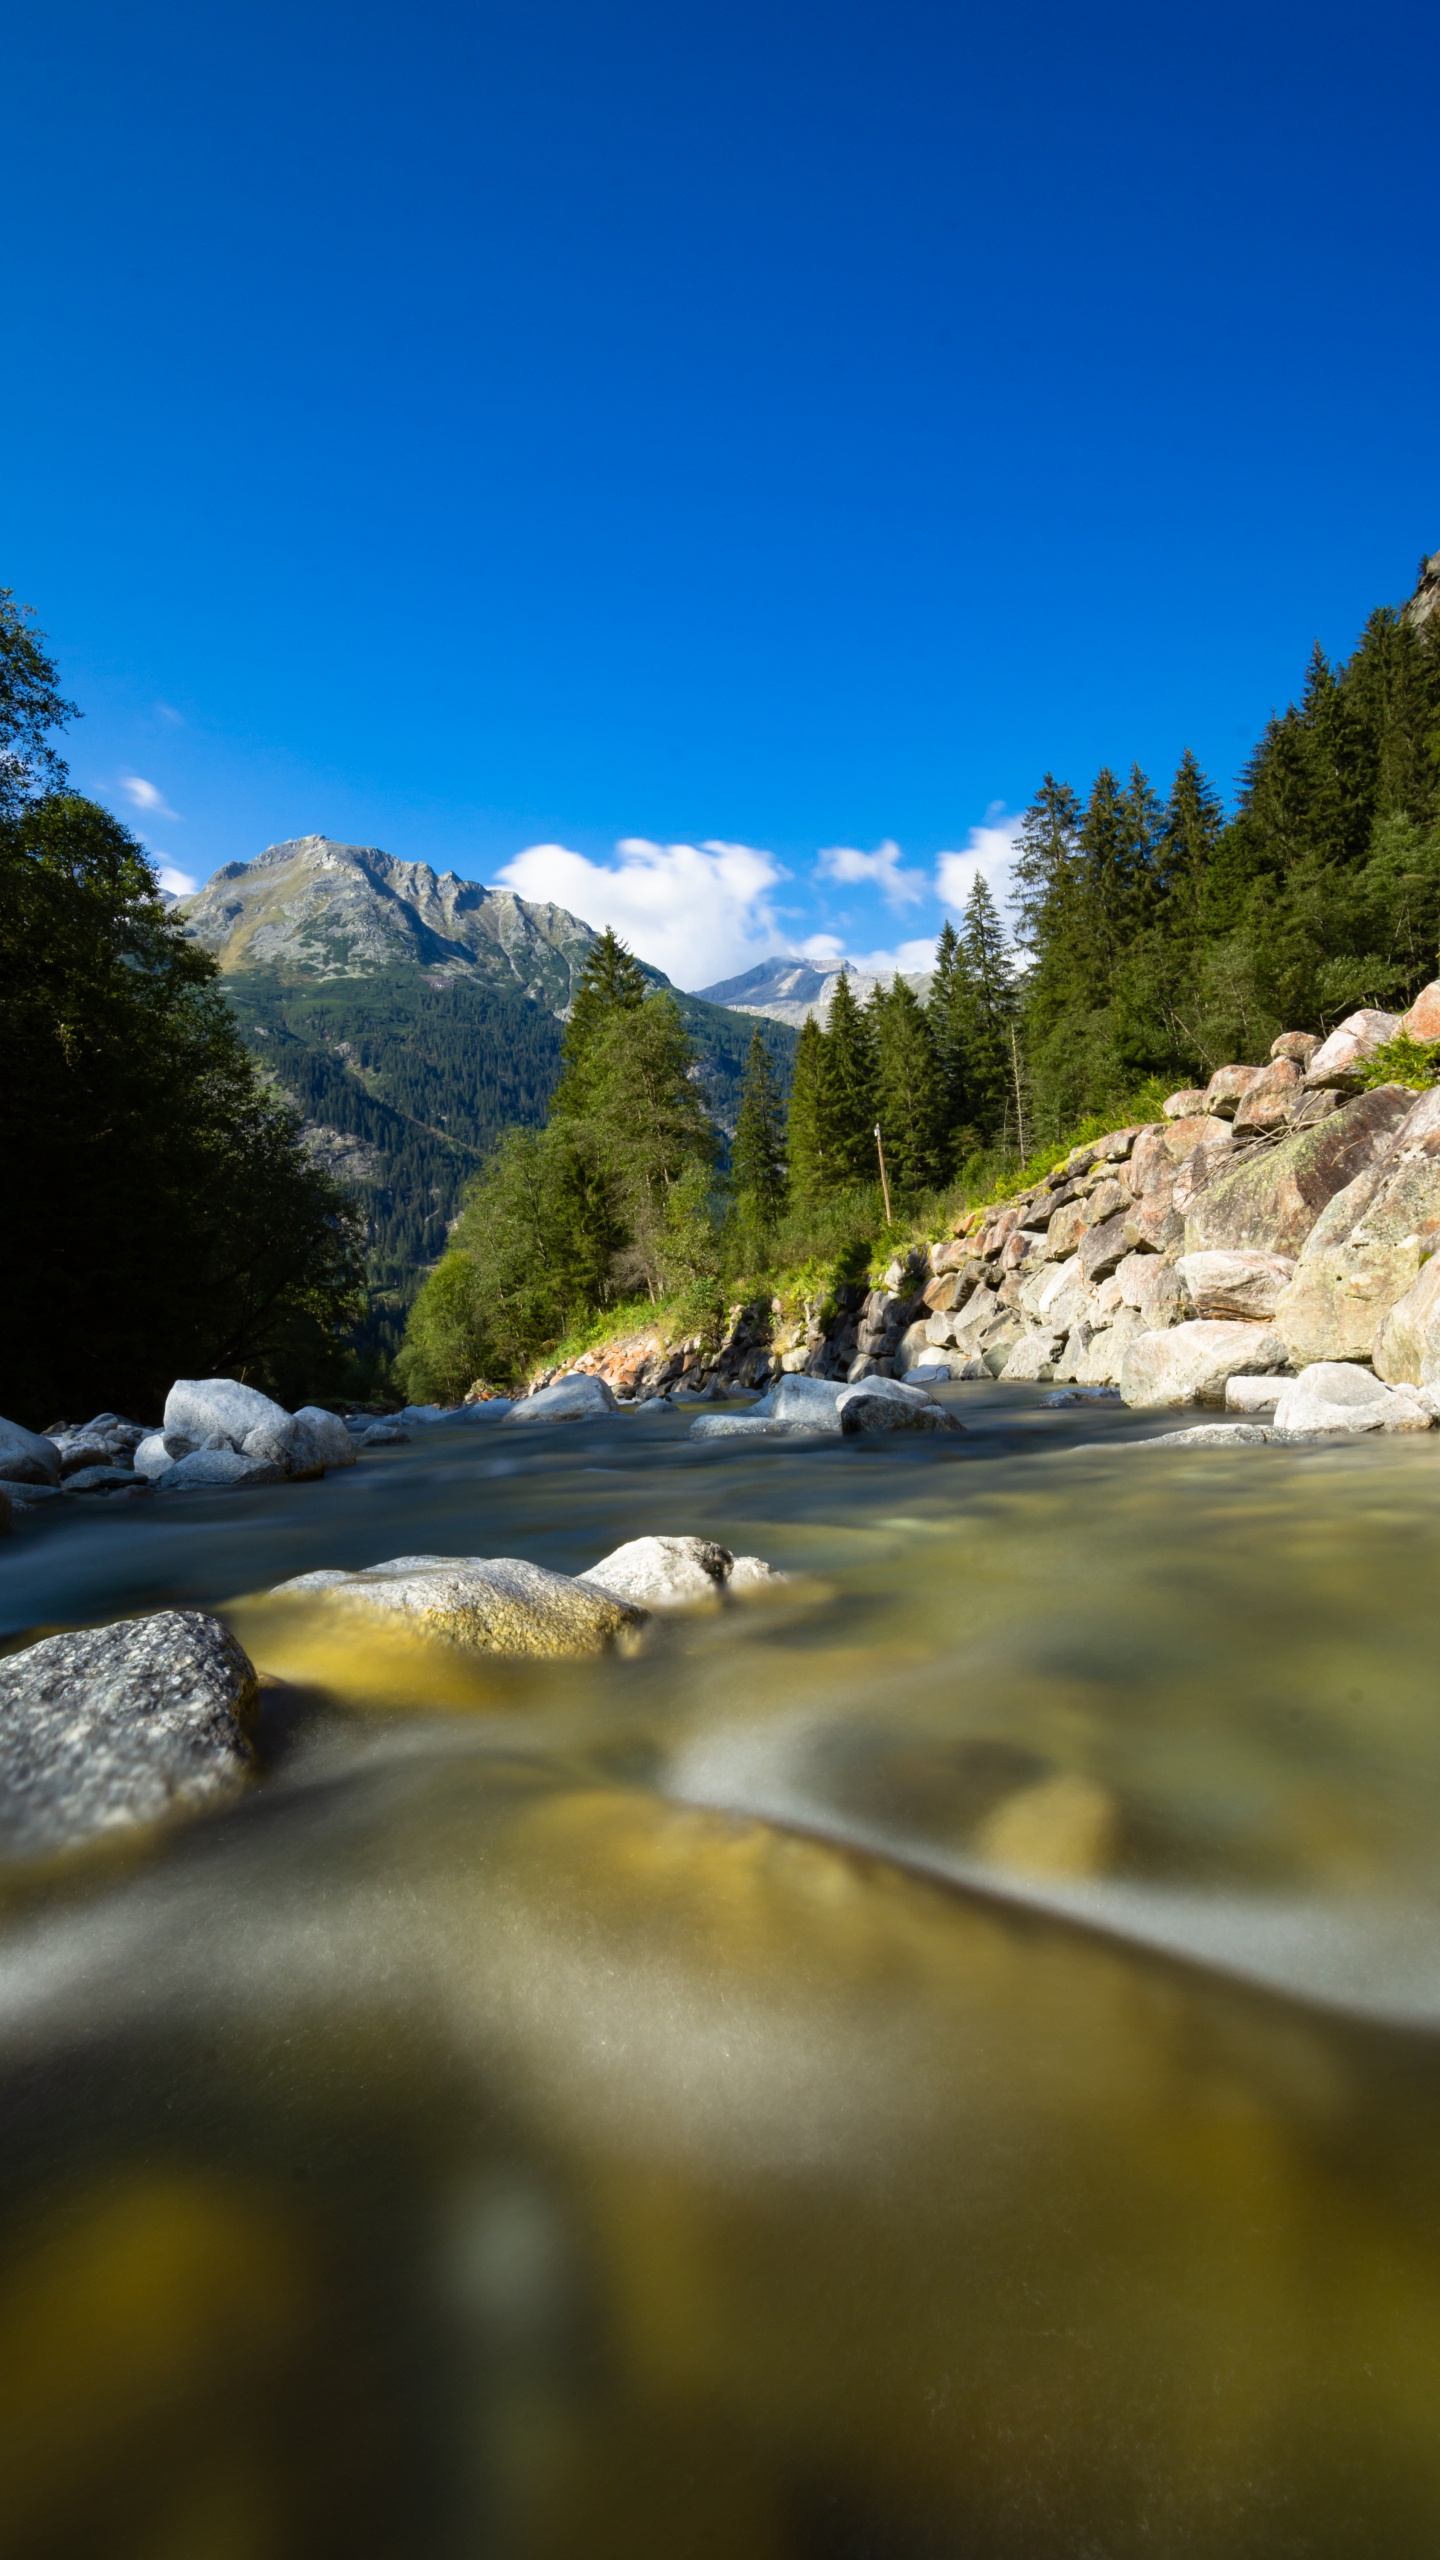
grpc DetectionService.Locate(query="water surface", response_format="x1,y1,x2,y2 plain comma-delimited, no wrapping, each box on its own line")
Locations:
3,1383,1440,2556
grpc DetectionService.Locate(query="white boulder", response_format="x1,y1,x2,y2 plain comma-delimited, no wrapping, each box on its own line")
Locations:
1120,1322,1288,1409
1271,1364,1434,1433
1176,1250,1296,1321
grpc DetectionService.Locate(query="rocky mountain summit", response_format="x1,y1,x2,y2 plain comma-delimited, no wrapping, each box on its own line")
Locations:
178,835,597,1007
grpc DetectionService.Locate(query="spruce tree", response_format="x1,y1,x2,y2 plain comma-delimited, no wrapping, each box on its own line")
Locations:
550,925,648,1117
730,1023,788,1228
956,875,1017,1140
785,1014,828,1202
819,966,878,1185
873,975,946,1193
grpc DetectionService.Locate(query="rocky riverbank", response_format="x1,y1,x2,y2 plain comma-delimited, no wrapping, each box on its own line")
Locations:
550,989,1440,1432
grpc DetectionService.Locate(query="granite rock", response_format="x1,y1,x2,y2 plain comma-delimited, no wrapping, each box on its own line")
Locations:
1120,1322,1288,1409
273,1554,645,1655
0,1610,257,1858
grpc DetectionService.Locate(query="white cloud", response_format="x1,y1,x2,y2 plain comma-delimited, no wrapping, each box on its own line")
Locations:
934,808,1024,924
155,862,196,897
815,837,926,908
154,702,185,726
496,837,787,989
121,773,181,820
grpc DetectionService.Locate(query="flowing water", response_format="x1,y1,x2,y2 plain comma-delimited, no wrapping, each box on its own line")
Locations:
3,1383,1440,2556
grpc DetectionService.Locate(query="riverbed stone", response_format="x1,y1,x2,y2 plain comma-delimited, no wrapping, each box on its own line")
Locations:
273,1555,645,1655
836,1378,961,1432
1225,1375,1285,1411
1003,1331,1064,1382
1271,1364,1434,1433
0,1416,61,1487
165,1377,292,1453
289,1407,358,1471
506,1374,618,1424
754,1374,846,1426
158,1448,287,1491
1182,1086,1414,1257
1120,1322,1288,1409
1175,1250,1296,1320
579,1536,735,1608
0,1610,257,1858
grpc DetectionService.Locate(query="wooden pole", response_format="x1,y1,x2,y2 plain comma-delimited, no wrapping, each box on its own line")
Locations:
874,1123,893,1224
1009,1024,1029,1165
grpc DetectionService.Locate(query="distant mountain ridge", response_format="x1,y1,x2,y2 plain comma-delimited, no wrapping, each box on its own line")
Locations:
697,953,932,1028
173,836,795,1354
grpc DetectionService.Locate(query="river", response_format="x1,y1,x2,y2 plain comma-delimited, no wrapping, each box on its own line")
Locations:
2,1379,1439,2557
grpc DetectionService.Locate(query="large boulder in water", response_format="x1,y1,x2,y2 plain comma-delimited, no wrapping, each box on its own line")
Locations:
1271,1365,1433,1434
271,1554,645,1655
506,1375,617,1425
1120,1322,1288,1409
0,1611,257,1858
1181,1087,1414,1258
835,1377,962,1432
0,1416,61,1487
577,1535,783,1607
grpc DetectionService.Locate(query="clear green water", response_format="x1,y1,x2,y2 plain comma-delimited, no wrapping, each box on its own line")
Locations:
3,1384,1440,2556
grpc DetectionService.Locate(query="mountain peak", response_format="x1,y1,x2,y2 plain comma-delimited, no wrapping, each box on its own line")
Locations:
176,834,600,1009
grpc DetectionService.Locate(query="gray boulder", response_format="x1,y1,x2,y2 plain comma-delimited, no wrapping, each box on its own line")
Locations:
506,1374,618,1424
688,1413,813,1440
158,1449,286,1491
1225,1375,1284,1412
1274,1091,1440,1367
358,1421,411,1447
577,1535,784,1608
165,1376,292,1451
1271,1363,1433,1433
133,1432,172,1480
1120,1322,1288,1409
579,1535,734,1606
288,1406,358,1471
0,1611,257,1858
1175,1250,1296,1321
0,1416,61,1487
835,1377,961,1432
1002,1331,1064,1382
273,1553,644,1655
62,1466,148,1494
753,1374,846,1427
1182,1086,1414,1257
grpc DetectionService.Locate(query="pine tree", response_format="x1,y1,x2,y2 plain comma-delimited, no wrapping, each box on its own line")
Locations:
730,1023,788,1228
819,966,878,1184
956,875,1017,1140
785,1014,828,1202
550,925,648,1117
873,975,946,1193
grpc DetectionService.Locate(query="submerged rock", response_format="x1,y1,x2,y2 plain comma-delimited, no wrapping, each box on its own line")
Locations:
1271,1365,1434,1434
506,1375,618,1425
578,1535,785,1608
271,1554,645,1655
0,1611,257,1858
158,1449,286,1492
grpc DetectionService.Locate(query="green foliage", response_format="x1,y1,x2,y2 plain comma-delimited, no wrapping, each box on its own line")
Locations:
1012,588,1440,1134
0,590,78,819
730,1025,788,1231
550,925,648,1117
784,1016,828,1203
0,794,361,1423
1357,1034,1440,1092
871,973,947,1190
819,969,879,1183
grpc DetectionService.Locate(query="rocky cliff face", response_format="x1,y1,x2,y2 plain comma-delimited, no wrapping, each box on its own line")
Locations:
178,836,597,1008
1405,549,1440,636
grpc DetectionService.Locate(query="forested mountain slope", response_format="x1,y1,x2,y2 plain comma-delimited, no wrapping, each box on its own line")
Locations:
176,838,794,1331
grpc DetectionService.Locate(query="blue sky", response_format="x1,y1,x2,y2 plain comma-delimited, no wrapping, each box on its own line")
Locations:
5,0,1437,988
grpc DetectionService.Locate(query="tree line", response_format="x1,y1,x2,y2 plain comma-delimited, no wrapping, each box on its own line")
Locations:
0,591,362,1425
